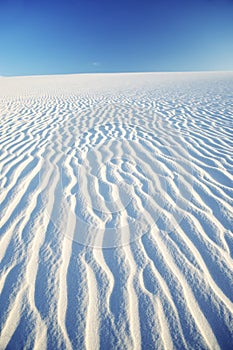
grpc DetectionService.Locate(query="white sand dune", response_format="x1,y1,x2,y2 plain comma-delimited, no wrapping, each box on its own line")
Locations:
0,72,233,349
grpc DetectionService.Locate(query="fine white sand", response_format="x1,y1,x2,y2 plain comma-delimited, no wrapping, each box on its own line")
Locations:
0,72,233,349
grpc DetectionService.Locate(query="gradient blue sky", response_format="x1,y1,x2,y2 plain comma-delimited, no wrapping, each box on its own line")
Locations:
0,0,233,75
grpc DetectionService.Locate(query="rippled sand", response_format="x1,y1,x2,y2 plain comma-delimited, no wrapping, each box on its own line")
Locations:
0,72,233,349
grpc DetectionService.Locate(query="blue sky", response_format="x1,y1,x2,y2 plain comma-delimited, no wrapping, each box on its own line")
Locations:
0,0,233,75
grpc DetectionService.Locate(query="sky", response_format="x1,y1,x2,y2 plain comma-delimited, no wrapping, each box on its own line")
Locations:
0,0,233,75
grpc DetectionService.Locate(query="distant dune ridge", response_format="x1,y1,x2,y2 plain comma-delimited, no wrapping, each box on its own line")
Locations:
0,72,233,349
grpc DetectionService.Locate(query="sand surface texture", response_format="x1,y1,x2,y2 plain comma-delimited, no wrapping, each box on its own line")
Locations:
0,72,233,349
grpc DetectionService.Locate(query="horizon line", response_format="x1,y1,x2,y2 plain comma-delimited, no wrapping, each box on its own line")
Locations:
1,69,233,78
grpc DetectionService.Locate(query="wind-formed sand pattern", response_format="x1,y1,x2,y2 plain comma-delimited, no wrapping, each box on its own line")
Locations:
0,72,233,349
